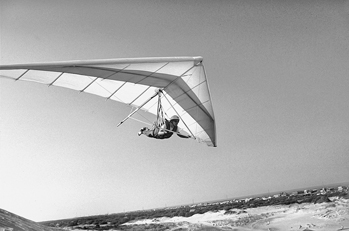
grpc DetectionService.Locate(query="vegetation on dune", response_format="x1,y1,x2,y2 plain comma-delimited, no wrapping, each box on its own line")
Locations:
0,208,64,231
40,187,348,231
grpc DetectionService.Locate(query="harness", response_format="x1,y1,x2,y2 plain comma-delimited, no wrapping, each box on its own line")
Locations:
150,91,180,139
161,120,178,139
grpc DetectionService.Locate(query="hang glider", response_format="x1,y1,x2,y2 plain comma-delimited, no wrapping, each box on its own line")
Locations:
0,56,217,147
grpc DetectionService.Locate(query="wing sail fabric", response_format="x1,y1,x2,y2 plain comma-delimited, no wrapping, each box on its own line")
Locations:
0,57,217,147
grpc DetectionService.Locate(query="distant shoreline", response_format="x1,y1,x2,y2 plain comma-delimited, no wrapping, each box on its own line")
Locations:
160,181,349,210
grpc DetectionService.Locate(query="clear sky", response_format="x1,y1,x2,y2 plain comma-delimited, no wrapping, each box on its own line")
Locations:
1,0,349,222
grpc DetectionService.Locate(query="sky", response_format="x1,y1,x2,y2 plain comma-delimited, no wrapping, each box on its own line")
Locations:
1,0,349,222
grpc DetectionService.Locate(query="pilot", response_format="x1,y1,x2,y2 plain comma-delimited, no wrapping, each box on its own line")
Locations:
138,115,191,139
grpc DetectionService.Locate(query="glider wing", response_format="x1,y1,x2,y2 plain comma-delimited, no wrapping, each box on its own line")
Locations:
0,57,217,147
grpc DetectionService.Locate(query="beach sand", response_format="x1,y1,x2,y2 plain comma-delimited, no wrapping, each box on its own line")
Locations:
124,197,349,231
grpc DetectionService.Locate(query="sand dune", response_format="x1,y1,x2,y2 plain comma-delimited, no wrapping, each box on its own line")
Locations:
2,193,348,231
124,197,349,231
0,208,62,231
